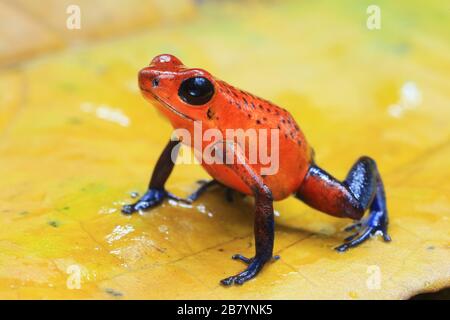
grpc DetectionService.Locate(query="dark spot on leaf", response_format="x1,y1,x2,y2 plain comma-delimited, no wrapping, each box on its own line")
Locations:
68,117,82,125
48,220,60,228
105,288,123,297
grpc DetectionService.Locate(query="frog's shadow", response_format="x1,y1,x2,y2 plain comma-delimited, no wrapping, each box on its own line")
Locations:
196,187,344,241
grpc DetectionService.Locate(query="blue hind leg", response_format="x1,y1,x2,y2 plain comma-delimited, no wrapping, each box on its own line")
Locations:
336,157,391,252
296,156,391,252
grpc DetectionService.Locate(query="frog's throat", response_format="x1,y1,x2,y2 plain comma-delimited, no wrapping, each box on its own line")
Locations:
143,89,193,121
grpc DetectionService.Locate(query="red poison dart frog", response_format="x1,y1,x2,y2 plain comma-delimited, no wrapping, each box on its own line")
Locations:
122,54,391,286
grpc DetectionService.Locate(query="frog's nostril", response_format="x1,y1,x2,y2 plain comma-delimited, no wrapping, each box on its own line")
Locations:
152,77,160,88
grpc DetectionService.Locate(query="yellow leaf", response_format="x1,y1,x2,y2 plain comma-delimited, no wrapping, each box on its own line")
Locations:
0,0,448,299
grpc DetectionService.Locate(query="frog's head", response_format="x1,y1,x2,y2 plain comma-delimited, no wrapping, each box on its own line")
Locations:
139,54,217,123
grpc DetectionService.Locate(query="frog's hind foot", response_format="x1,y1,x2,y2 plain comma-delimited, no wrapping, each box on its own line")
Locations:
336,210,391,252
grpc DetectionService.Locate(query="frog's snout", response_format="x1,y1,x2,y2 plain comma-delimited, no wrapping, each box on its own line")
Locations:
138,67,158,92
139,54,184,92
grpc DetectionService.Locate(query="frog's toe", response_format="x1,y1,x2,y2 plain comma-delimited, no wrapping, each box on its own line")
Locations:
220,275,236,286
383,231,392,242
231,253,279,265
231,254,253,264
166,192,192,204
121,200,152,214
335,228,372,252
344,221,363,232
220,267,257,286
121,204,136,215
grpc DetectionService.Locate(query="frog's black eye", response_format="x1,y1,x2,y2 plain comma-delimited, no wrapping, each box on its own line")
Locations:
178,77,214,106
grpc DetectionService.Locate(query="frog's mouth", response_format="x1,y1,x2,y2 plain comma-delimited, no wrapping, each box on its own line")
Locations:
140,88,193,121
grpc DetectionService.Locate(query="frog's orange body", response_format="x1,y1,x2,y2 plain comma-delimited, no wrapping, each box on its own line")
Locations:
124,54,391,286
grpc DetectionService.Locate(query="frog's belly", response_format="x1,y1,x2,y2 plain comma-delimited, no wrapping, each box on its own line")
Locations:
199,147,311,201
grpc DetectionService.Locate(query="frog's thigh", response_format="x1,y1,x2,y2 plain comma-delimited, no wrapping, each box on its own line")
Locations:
295,164,369,220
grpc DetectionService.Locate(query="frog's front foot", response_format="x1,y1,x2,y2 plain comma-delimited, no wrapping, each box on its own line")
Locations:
122,188,167,214
122,188,190,214
220,254,279,286
335,209,391,252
